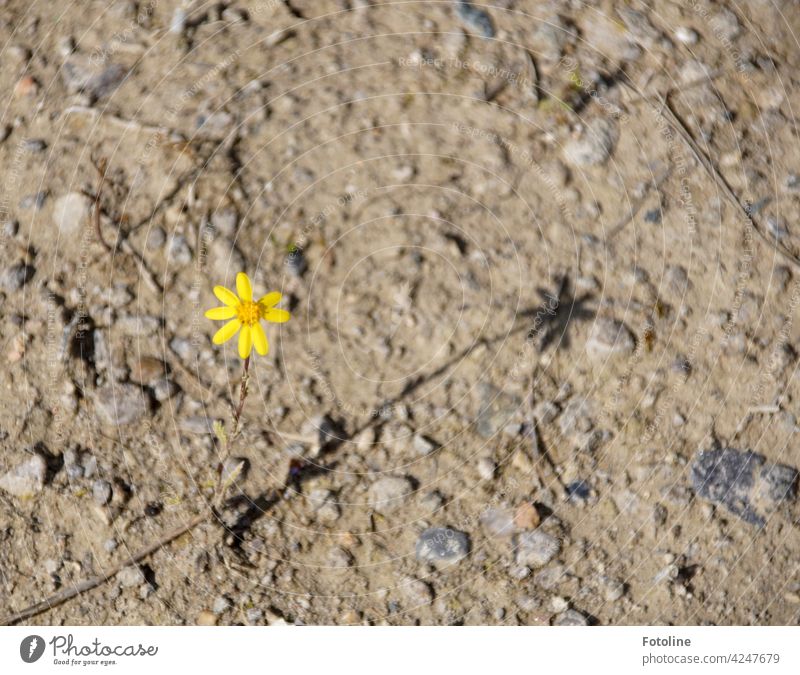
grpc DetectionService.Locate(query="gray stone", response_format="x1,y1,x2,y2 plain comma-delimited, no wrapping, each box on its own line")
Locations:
44,559,61,574
402,577,434,605
533,400,559,424
415,527,470,564
0,455,47,497
286,249,307,277
212,596,231,614
210,209,238,237
94,383,149,426
553,609,588,626
327,547,352,568
153,378,179,401
308,489,341,523
117,315,161,337
514,530,560,567
480,507,516,537
19,192,46,210
23,138,46,153
2,219,18,237
245,607,264,624
476,383,521,438
564,119,617,167
167,235,192,266
368,476,414,514
586,317,635,360
477,457,496,480
169,337,193,359
558,397,595,437
82,454,98,478
63,448,83,479
179,415,214,434
601,576,625,602
1,263,35,291
146,226,166,250
689,448,798,526
61,56,127,100
413,434,437,456
118,565,145,588
534,565,567,589
92,479,112,505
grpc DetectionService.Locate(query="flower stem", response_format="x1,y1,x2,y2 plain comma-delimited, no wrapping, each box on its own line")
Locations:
213,356,251,510
231,355,250,438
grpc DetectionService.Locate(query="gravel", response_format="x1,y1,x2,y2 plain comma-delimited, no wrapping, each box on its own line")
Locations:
415,527,470,565
0,454,47,497
514,530,561,568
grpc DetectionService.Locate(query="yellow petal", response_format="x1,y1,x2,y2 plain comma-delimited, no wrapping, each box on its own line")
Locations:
238,325,253,359
264,308,290,324
258,291,282,309
236,272,252,302
252,323,269,356
212,319,241,344
205,306,237,320
214,285,240,307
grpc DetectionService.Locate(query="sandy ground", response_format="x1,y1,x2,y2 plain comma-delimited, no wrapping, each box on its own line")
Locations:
1,0,799,626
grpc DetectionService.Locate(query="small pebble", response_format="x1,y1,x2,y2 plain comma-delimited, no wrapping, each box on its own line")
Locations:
477,457,495,480
514,530,561,567
1,263,35,291
53,192,92,235
368,476,414,514
553,609,588,626
586,317,635,360
118,565,145,588
92,479,112,505
402,578,434,605
514,502,541,529
196,611,217,626
413,434,437,456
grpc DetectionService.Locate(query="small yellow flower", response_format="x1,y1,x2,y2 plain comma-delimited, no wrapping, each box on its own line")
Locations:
205,272,290,359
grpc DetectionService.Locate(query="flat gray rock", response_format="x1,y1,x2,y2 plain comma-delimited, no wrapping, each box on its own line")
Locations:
416,527,470,564
690,447,798,526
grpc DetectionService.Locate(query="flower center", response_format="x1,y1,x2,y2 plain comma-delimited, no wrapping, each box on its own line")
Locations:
236,300,261,326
